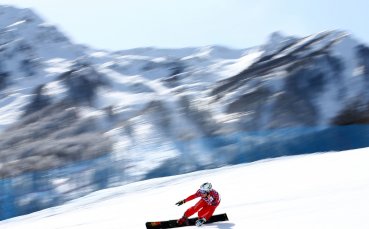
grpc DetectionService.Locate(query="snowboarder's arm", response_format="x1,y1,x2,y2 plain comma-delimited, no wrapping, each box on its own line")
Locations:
184,193,199,202
175,194,196,206
175,191,200,206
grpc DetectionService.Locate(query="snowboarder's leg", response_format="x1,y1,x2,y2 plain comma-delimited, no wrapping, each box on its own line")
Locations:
198,205,217,221
177,200,206,225
177,215,189,225
183,199,207,218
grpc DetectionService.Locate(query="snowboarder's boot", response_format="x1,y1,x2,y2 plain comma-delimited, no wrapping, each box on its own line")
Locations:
195,217,206,227
177,215,189,225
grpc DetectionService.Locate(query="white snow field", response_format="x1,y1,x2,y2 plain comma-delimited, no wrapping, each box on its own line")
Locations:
1,147,369,229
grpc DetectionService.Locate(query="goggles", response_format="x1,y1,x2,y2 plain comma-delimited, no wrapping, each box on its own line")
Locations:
199,189,209,194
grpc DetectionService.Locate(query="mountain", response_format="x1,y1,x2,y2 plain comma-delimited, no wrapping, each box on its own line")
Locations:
1,5,369,181
1,147,369,229
212,30,369,129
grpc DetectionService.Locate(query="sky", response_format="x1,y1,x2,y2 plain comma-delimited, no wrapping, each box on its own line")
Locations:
0,147,368,229
0,0,368,52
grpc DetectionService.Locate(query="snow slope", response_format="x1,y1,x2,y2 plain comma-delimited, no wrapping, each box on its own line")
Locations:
1,147,368,229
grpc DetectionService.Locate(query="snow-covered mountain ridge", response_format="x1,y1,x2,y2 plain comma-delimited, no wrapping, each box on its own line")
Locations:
1,5,369,180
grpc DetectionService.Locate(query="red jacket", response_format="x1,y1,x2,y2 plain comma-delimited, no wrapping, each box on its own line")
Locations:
185,189,221,206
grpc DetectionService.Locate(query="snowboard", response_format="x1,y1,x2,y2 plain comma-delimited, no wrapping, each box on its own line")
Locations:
145,213,228,229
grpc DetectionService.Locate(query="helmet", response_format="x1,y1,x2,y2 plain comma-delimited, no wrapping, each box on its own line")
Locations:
199,182,212,193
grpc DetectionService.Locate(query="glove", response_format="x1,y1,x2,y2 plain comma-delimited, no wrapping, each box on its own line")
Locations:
175,199,186,206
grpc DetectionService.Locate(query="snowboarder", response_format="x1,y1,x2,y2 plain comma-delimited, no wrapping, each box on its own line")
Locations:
175,182,221,227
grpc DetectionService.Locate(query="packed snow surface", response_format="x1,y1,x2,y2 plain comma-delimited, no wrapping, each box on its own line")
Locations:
1,147,368,229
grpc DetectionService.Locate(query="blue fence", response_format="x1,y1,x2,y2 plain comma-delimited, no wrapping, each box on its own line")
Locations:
0,153,119,220
2,124,369,221
208,124,369,164
144,125,369,179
